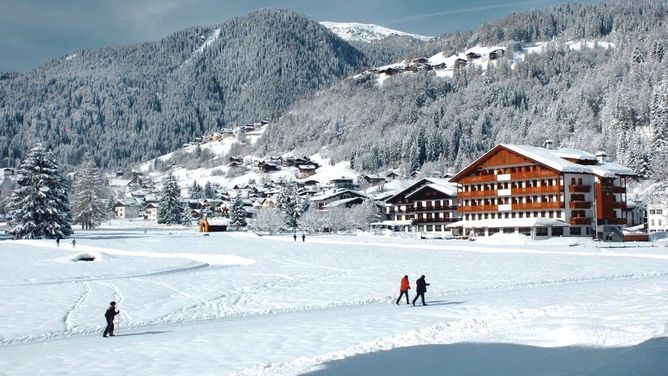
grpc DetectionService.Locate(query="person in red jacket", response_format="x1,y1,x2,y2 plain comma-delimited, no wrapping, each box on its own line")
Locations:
396,275,411,305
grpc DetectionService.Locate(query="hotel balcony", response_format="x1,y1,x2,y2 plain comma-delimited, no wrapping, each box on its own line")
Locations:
512,202,564,210
512,185,561,195
414,217,457,224
569,201,592,209
458,204,498,213
510,170,558,180
608,218,627,225
569,217,592,225
460,174,498,184
569,184,591,193
414,205,457,212
458,190,496,199
612,202,627,210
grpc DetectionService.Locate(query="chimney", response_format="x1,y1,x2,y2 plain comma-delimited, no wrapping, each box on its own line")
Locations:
543,139,554,149
595,151,608,163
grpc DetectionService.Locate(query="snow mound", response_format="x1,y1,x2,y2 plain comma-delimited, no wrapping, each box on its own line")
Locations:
72,253,98,262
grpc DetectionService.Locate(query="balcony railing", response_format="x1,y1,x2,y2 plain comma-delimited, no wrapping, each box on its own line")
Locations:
459,174,498,184
512,202,563,210
609,186,626,194
512,185,560,195
510,170,558,180
570,217,592,225
414,218,458,224
612,202,627,210
458,204,498,213
607,218,627,225
569,184,591,193
569,201,592,209
458,190,496,199
414,205,457,212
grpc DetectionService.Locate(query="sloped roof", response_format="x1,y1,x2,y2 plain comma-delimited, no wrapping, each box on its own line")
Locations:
386,178,457,203
450,144,636,182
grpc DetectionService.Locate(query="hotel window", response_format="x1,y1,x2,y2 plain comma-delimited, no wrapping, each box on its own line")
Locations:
552,227,563,236
503,228,514,234
571,227,581,235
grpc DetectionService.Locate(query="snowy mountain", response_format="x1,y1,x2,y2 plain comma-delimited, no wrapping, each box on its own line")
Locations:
320,21,432,43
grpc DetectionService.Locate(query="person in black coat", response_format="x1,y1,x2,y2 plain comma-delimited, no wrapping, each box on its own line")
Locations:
412,275,430,306
103,301,119,337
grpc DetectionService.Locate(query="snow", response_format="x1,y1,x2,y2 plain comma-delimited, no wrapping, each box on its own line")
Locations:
320,22,432,43
1,227,667,375
185,28,221,64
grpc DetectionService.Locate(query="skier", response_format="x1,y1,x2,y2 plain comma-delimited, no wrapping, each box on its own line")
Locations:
56,237,60,247
72,238,76,248
412,275,430,306
293,233,297,242
396,275,410,305
301,234,305,242
103,301,119,337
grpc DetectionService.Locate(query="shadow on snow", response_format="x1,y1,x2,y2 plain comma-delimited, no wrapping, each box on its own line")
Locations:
305,337,668,376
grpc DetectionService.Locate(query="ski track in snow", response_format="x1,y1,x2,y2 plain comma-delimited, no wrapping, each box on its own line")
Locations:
63,282,90,333
3,270,665,346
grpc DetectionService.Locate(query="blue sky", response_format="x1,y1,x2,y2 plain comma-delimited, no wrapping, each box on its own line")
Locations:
0,0,602,72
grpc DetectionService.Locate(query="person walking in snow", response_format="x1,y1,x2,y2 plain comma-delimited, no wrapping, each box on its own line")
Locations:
301,234,305,242
72,238,76,248
103,301,119,337
56,237,60,247
396,275,410,305
293,233,297,242
412,275,430,306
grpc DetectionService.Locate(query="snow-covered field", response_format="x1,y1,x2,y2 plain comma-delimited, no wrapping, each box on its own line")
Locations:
1,227,667,375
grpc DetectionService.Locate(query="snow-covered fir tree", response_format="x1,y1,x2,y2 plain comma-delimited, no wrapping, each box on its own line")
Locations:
8,144,73,239
157,173,184,224
71,156,105,229
276,183,309,229
230,194,248,227
204,181,216,199
190,180,204,199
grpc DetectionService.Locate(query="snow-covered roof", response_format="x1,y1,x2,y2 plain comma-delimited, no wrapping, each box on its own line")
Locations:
406,183,457,199
446,218,569,228
323,197,364,208
502,145,590,174
311,189,366,202
371,220,413,226
552,147,598,161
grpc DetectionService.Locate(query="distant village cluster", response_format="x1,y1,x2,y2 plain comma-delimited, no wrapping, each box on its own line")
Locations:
362,48,506,77
94,140,665,241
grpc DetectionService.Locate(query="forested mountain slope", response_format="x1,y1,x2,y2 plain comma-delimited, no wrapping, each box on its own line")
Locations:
0,9,375,168
256,0,668,179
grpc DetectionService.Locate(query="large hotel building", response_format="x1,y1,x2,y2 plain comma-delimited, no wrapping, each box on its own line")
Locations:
447,143,636,238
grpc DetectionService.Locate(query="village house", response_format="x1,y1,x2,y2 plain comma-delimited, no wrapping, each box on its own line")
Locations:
330,177,355,190
466,51,482,61
447,143,636,239
384,178,459,234
144,202,158,221
454,58,468,69
647,202,668,232
114,200,141,219
362,175,386,187
310,189,368,210
489,48,505,60
298,164,317,179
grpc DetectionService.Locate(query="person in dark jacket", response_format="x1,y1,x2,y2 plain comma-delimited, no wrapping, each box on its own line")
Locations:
396,275,410,305
293,233,297,241
412,275,430,306
301,234,305,242
103,301,119,337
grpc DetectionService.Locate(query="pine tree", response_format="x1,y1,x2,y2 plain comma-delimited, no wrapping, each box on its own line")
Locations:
157,173,184,224
276,183,309,229
651,39,664,62
190,180,204,199
230,194,248,227
204,181,216,198
71,156,106,229
8,144,73,239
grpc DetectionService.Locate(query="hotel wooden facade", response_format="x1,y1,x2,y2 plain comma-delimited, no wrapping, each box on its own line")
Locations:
448,144,635,238
384,178,460,233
